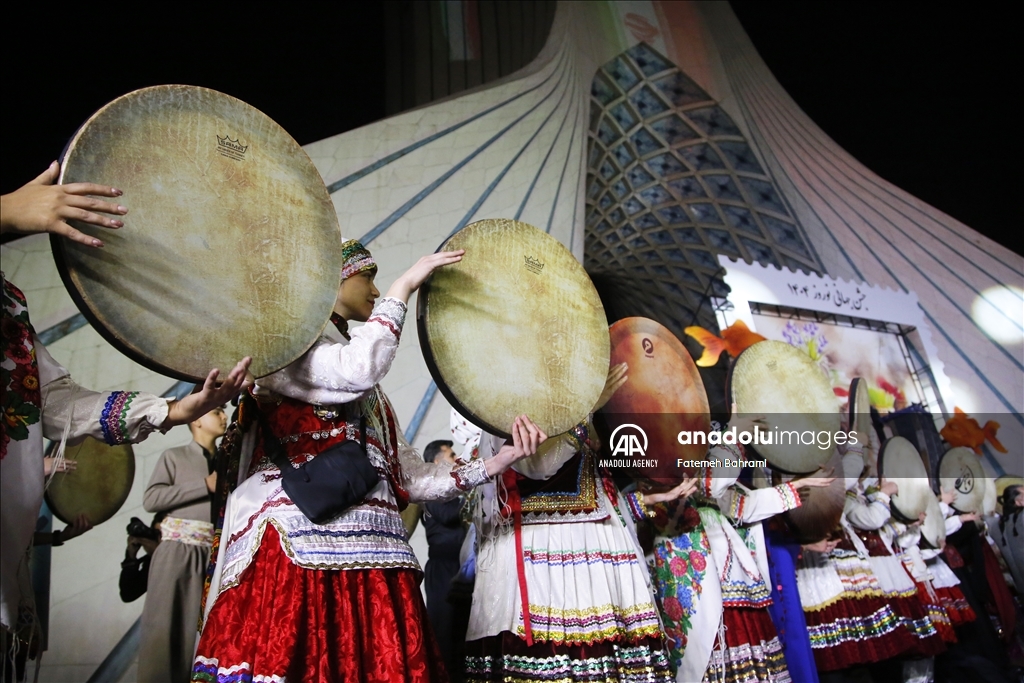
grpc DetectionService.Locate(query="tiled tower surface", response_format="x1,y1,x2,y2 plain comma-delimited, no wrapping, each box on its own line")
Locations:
584,42,821,335
2,2,1019,679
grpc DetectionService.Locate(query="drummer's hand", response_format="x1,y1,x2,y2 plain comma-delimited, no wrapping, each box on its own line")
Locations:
594,363,628,411
62,514,93,542
939,486,957,505
43,457,77,476
792,467,836,490
0,162,127,248
163,358,252,429
484,415,548,477
643,477,698,505
387,250,466,302
959,512,980,523
803,539,837,554
728,403,766,435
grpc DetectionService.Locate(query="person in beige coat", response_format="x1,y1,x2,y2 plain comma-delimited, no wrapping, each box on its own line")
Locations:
138,407,226,682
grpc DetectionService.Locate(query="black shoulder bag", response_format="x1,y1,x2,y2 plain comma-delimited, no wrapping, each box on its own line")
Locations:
259,412,380,524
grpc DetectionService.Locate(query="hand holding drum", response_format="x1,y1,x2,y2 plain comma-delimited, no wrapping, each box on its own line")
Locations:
0,161,126,248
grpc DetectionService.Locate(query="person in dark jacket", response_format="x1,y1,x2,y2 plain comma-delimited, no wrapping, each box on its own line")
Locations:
119,513,164,603
421,439,467,680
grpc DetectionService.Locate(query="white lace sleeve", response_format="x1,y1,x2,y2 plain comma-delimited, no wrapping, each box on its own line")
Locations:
256,298,406,404
719,482,802,524
35,335,170,445
844,489,891,530
397,437,489,502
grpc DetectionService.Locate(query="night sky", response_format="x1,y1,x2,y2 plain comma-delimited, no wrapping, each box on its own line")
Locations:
2,3,1017,254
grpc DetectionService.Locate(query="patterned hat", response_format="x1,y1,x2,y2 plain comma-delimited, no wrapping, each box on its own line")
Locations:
340,239,377,281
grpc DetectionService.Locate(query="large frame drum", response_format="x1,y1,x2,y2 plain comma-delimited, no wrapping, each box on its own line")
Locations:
55,85,344,381
729,340,839,474
417,219,609,438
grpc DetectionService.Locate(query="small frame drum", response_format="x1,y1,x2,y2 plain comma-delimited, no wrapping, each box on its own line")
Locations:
921,495,946,549
879,436,931,523
939,446,988,514
46,437,134,525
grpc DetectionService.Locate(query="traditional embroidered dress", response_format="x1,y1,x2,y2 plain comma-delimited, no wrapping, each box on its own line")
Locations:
1,276,169,651
893,522,957,643
193,297,490,683
139,440,216,682
796,479,942,671
464,426,671,682
648,449,798,683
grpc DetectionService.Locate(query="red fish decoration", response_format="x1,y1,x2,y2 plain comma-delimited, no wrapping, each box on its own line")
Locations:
940,406,1007,454
684,320,766,367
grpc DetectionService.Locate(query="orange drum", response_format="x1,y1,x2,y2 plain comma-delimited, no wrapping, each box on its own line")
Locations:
599,317,710,485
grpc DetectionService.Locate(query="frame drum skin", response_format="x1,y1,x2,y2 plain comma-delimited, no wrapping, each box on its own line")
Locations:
46,437,134,525
939,446,988,514
55,85,343,381
418,219,609,438
921,495,946,549
779,449,845,543
879,436,931,523
600,317,710,483
849,377,876,475
729,340,839,474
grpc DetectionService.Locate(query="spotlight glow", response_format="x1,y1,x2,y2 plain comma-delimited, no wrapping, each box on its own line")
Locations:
971,286,1024,345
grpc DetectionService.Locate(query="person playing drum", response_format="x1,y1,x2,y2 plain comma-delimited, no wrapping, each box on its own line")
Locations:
1,163,250,669
462,364,689,682
193,239,546,683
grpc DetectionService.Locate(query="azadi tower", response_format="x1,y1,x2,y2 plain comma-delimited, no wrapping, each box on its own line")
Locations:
2,2,1018,679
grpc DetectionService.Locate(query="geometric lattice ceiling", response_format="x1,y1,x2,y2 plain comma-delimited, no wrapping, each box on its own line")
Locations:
584,43,822,337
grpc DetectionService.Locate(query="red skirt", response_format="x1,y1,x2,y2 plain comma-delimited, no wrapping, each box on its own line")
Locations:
887,584,946,657
933,585,976,627
804,595,913,671
704,607,790,683
915,582,957,644
192,525,446,683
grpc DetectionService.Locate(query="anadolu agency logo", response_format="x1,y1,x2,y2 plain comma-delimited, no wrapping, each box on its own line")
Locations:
600,424,658,469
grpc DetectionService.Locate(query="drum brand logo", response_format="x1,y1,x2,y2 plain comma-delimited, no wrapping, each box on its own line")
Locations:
955,466,975,494
642,338,654,357
524,256,545,274
217,135,249,161
609,423,648,458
